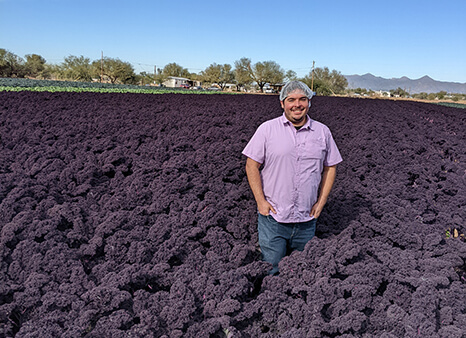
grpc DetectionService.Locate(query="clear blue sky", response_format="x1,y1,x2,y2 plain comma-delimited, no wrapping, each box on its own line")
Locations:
1,0,465,82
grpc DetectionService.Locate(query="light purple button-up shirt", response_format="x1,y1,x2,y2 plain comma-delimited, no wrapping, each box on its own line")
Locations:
242,113,343,223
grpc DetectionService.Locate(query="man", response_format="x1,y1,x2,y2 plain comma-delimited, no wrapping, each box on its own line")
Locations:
242,81,343,275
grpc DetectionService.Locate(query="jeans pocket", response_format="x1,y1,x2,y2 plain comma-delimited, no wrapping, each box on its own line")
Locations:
301,219,317,236
266,214,278,224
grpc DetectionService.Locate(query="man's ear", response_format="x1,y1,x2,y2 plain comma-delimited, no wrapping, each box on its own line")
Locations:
280,100,285,109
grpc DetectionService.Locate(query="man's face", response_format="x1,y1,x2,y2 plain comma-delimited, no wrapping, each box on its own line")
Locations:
280,90,310,126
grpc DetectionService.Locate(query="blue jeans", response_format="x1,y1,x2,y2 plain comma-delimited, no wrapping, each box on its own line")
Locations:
258,213,316,275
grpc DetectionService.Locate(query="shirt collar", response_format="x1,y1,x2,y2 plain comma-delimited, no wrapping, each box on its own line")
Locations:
280,112,314,130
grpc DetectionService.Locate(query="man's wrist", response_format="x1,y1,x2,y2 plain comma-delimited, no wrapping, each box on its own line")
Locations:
255,196,267,205
316,198,328,206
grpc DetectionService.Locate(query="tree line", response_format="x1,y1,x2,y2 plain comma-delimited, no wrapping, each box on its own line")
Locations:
351,86,465,102
0,48,348,94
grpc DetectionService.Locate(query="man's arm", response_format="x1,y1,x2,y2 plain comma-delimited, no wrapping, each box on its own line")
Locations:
310,165,337,219
245,158,276,215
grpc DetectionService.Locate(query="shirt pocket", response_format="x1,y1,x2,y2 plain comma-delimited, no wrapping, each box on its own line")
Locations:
301,141,326,173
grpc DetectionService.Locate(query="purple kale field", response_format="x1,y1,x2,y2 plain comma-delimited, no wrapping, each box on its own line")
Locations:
0,91,465,337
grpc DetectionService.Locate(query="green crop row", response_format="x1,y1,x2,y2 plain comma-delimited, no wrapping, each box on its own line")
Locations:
434,102,466,109
0,85,213,95
0,78,230,95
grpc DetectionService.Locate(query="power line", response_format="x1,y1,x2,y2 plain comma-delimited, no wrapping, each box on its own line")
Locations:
134,62,156,67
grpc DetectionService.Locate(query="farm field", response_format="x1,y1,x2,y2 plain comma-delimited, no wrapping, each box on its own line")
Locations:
0,91,465,337
0,78,209,95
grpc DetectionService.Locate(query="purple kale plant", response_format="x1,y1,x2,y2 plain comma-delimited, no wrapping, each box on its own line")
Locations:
0,91,464,337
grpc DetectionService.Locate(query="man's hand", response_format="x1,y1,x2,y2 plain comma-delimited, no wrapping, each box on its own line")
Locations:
310,201,325,219
309,165,337,219
258,200,276,216
245,158,277,216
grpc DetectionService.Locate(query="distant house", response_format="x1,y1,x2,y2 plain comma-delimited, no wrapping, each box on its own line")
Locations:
223,83,236,91
162,76,201,88
374,90,391,97
265,83,284,93
163,76,189,88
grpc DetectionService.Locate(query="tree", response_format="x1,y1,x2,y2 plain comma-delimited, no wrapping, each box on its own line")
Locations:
201,63,234,90
0,48,26,77
24,54,48,78
303,67,348,95
92,57,137,84
46,63,63,80
233,58,285,92
162,62,190,78
451,94,461,102
416,92,428,100
330,69,348,94
285,70,298,82
250,61,285,92
154,68,168,85
234,57,253,91
427,93,436,101
137,69,169,86
390,87,410,98
437,91,447,100
138,71,154,86
61,55,93,81
188,72,201,82
353,87,368,95
312,78,333,96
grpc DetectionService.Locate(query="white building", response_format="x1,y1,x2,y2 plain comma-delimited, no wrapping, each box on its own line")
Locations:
162,76,201,88
162,76,190,88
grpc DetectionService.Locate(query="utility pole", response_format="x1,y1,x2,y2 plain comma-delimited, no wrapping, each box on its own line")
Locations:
154,65,157,85
100,51,104,83
311,61,315,92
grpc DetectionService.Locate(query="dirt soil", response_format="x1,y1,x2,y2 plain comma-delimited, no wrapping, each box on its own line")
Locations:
0,92,465,337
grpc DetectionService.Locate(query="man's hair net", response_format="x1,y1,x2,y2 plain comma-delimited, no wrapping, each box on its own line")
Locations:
279,81,314,101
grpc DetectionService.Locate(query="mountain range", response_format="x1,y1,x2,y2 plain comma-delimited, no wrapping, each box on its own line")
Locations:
344,73,466,94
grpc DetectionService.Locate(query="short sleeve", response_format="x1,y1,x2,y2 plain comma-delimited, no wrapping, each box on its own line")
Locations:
242,124,267,164
323,130,343,167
